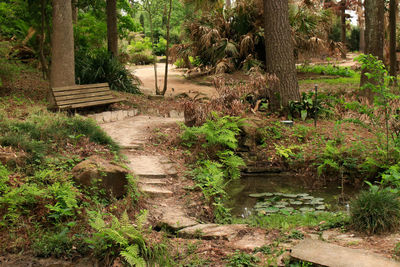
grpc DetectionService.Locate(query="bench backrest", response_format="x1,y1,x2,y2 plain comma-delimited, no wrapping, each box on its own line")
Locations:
52,83,119,109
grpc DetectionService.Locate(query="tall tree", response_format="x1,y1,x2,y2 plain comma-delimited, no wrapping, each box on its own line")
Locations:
340,0,347,59
226,0,231,9
50,0,75,88
106,0,118,57
161,0,173,95
360,0,385,100
357,0,365,53
264,0,300,110
142,0,163,94
389,0,398,82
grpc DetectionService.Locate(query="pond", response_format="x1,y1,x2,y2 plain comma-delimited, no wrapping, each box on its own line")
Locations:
226,173,359,218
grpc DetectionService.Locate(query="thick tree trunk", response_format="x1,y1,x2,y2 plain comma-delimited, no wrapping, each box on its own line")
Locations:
340,0,347,59
358,0,365,53
226,0,231,8
39,0,49,80
148,13,159,94
162,0,173,95
264,0,300,111
361,0,385,101
389,0,398,81
50,0,75,88
72,0,78,24
106,0,118,57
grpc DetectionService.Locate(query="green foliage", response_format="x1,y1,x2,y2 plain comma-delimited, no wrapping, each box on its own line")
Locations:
355,54,399,158
289,91,333,121
275,144,302,160
0,163,9,194
75,48,141,94
297,64,355,77
129,53,154,65
235,212,348,231
0,183,45,225
0,41,21,86
0,112,118,163
86,210,148,266
183,114,245,223
45,182,79,222
226,250,260,267
32,227,75,258
181,114,245,149
381,164,400,194
350,185,400,234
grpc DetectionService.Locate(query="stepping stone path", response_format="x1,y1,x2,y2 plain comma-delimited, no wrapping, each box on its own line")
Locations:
292,239,400,267
98,113,271,252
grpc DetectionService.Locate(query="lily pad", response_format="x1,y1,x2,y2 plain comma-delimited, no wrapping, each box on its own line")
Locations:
299,207,315,213
282,193,298,198
282,207,295,212
249,193,274,198
264,207,279,214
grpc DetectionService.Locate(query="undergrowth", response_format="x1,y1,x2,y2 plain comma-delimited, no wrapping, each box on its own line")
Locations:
181,114,245,223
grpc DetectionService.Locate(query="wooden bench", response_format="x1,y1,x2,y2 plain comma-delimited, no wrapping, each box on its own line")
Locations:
51,83,123,110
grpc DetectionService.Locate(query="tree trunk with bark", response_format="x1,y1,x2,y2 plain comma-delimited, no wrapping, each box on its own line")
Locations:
162,0,172,95
360,0,385,101
50,0,75,88
226,0,231,9
72,0,78,24
389,0,398,82
357,0,365,53
340,0,347,59
106,0,118,57
264,0,300,111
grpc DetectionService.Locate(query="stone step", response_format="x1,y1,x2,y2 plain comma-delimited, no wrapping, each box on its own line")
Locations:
178,224,247,241
291,239,400,267
127,155,174,179
139,184,173,197
156,206,198,231
138,178,168,185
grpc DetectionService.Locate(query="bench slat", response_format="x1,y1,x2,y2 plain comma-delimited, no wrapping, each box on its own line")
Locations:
51,83,123,110
57,95,116,106
53,87,110,97
58,98,121,109
53,83,109,92
55,91,112,102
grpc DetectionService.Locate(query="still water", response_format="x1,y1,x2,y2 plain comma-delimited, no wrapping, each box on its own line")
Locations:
225,173,359,217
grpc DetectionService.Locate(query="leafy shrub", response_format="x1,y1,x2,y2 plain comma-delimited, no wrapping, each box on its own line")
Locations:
226,250,260,267
75,48,141,94
130,53,154,65
0,41,21,86
350,186,400,234
128,37,152,53
45,182,79,222
174,56,200,68
0,113,118,162
154,37,167,56
181,114,245,149
296,64,355,77
289,91,334,121
86,211,148,266
0,163,9,194
32,227,74,258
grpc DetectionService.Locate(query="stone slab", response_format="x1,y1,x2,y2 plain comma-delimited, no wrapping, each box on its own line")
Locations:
178,224,247,241
157,206,198,230
101,115,183,149
291,239,400,267
138,178,168,185
139,184,173,197
127,155,168,178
